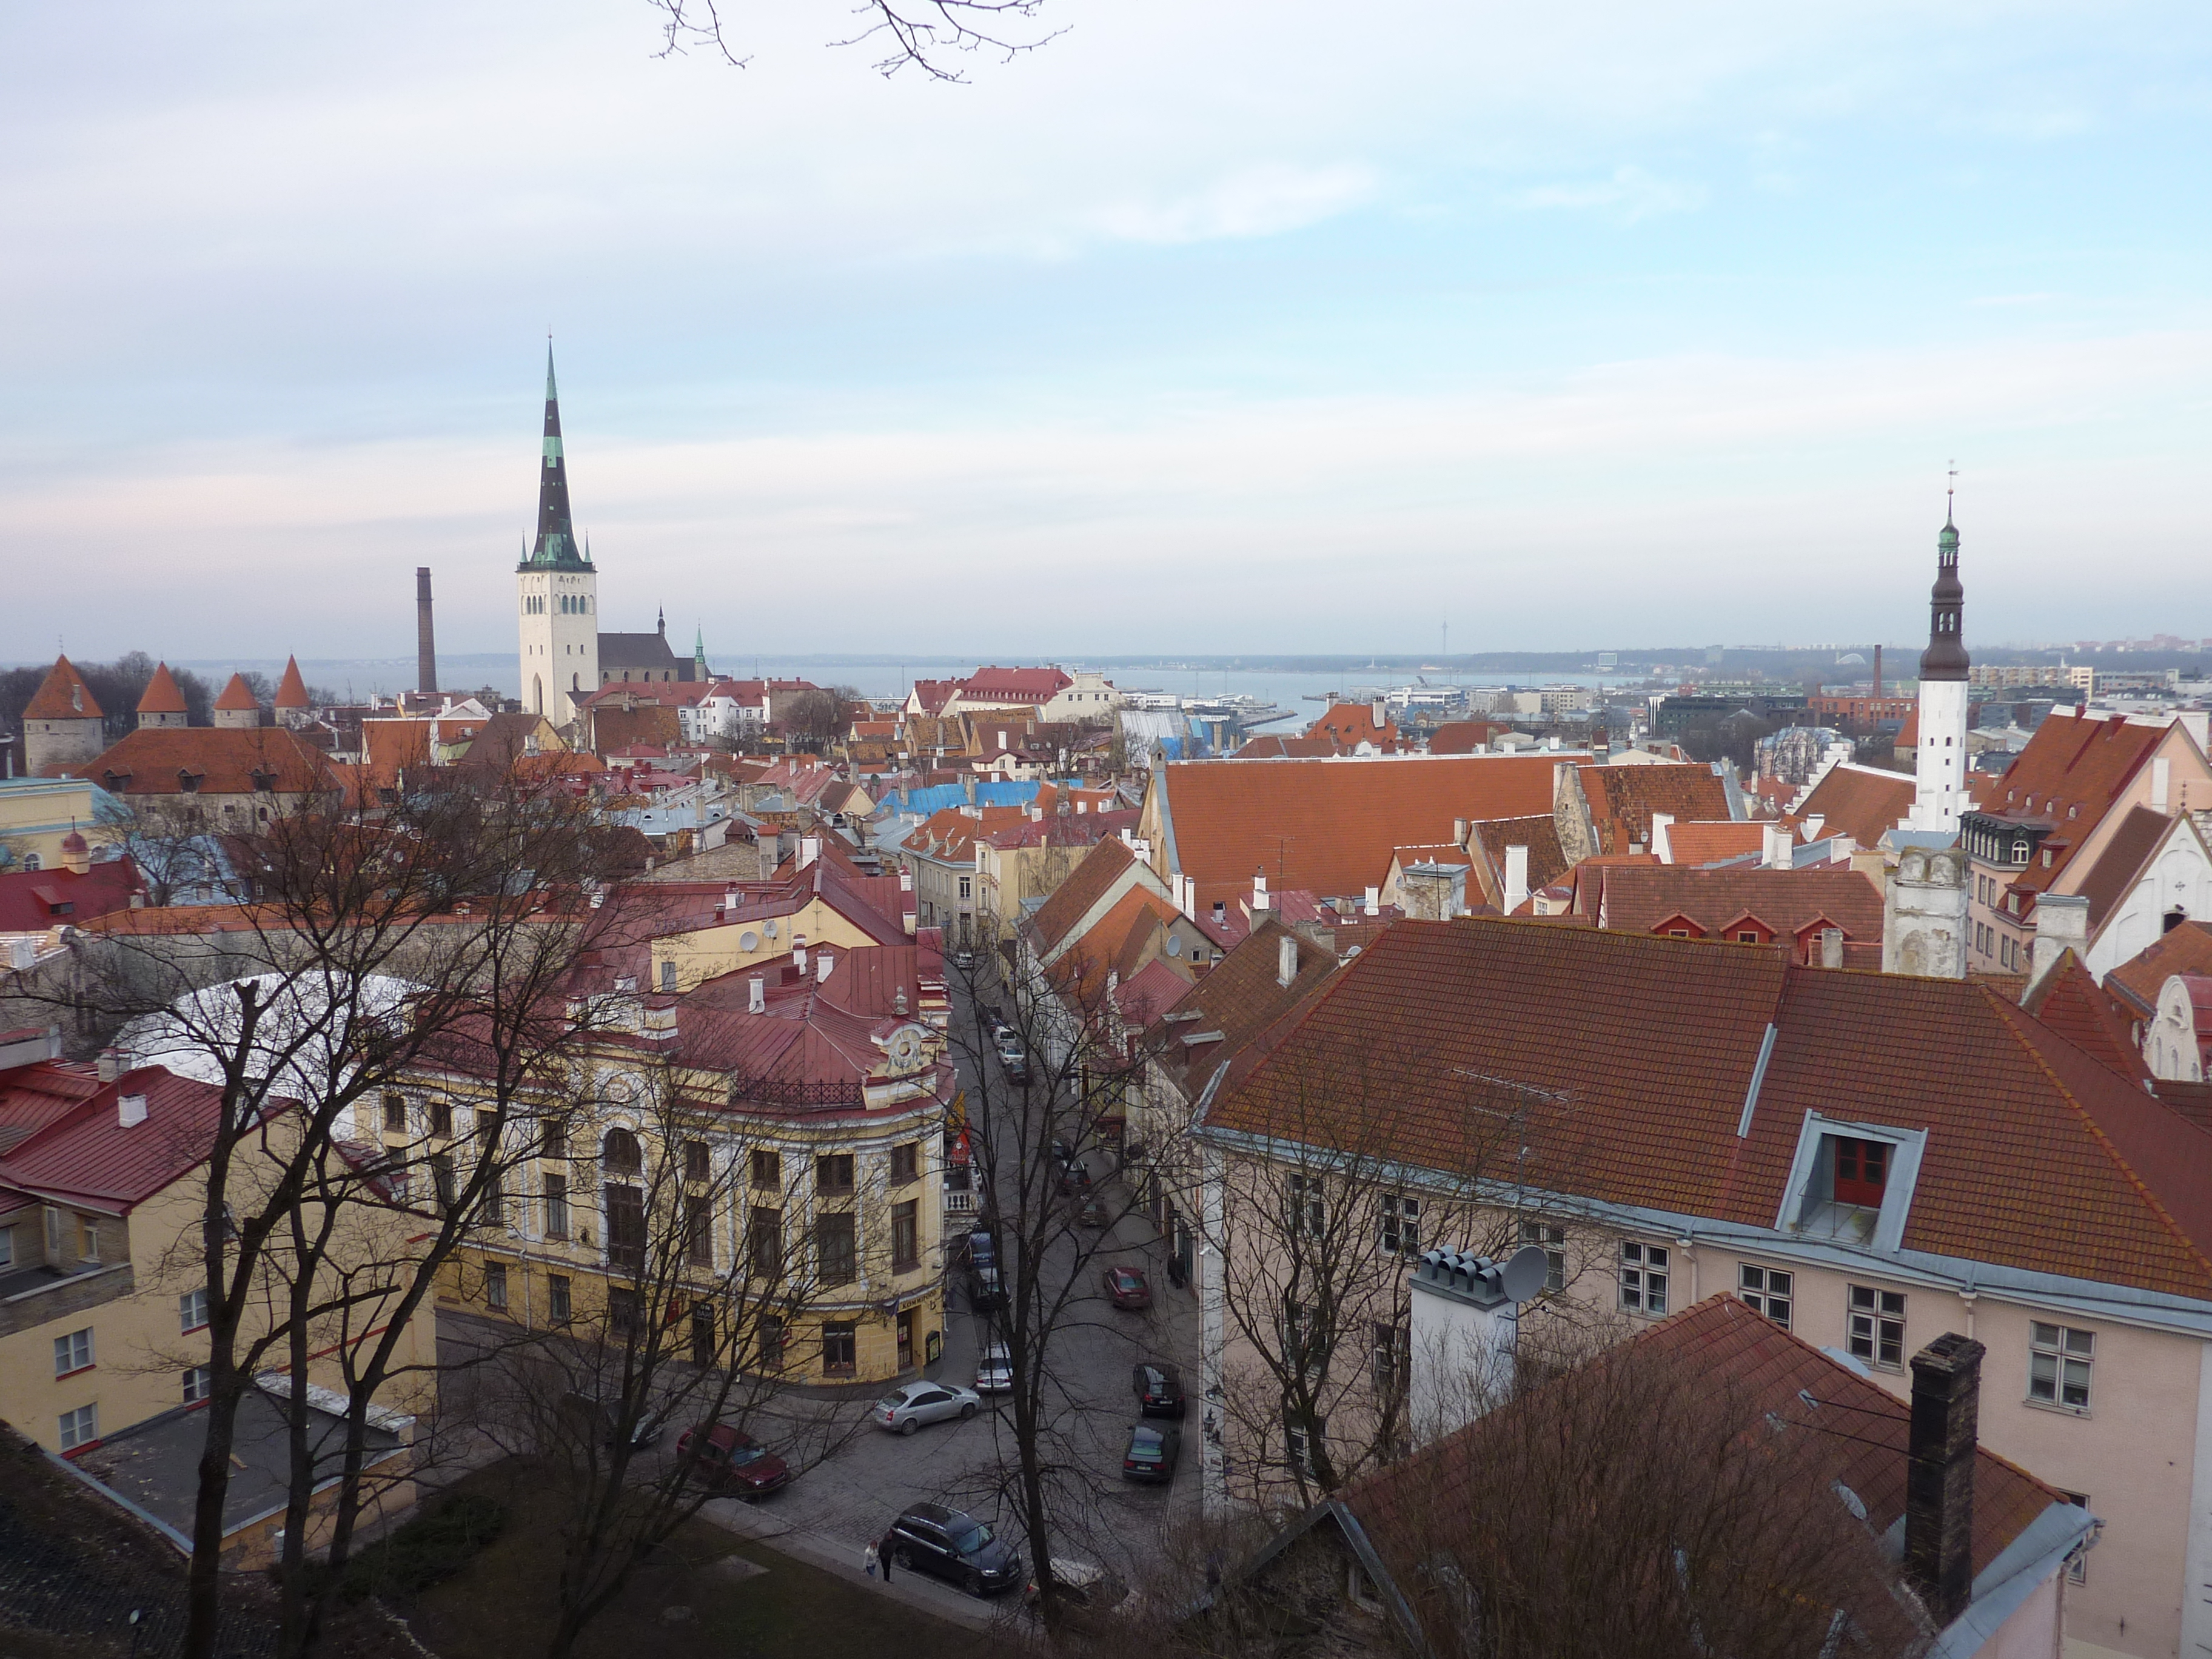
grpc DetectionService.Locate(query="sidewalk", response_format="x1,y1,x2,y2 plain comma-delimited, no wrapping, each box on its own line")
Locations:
697,1493,1017,1634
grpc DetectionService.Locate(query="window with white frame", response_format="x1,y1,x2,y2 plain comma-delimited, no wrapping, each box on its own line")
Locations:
2060,1490,2090,1583
183,1366,212,1405
1286,1173,1325,1239
2028,1322,2094,1412
1378,1193,1420,1257
1370,1320,1409,1395
1618,1241,1668,1315
485,1263,508,1311
58,1404,98,1450
53,1327,94,1376
1282,1296,1321,1373
1284,1415,1321,1475
1847,1284,1906,1370
1737,1264,1793,1330
1520,1219,1566,1292
179,1289,209,1333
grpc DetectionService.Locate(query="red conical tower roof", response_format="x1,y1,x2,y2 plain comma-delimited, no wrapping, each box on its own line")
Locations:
22,655,104,721
137,662,188,715
273,655,310,710
214,672,260,712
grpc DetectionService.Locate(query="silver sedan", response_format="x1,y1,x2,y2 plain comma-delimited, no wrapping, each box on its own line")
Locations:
874,1380,983,1435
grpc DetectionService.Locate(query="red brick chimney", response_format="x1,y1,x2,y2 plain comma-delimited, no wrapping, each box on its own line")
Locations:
1905,1333,1985,1627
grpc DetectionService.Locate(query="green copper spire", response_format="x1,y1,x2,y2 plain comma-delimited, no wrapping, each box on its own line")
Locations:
520,343,592,573
693,623,709,679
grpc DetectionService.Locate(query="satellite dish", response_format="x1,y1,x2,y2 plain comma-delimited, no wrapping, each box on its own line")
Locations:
1498,1244,1550,1304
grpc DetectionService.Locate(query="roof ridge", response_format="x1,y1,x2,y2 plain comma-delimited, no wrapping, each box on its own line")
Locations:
1988,988,2212,1290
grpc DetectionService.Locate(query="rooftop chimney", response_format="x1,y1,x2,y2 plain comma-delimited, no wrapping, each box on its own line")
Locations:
1905,1333,1985,1629
748,974,766,1014
793,936,809,975
1650,813,1675,863
1820,927,1844,969
1252,871,1269,911
817,950,834,983
2028,893,2090,994
118,1093,148,1128
1763,822,1793,870
1504,846,1530,914
1277,933,1298,988
96,1047,123,1083
415,566,438,697
800,837,820,870
1364,884,1380,918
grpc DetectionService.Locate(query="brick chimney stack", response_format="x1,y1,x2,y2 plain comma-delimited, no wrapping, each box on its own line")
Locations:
1905,1332,1985,1629
416,566,439,697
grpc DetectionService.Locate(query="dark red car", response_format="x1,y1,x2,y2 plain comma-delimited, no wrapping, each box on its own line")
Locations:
676,1423,793,1497
1103,1266,1151,1310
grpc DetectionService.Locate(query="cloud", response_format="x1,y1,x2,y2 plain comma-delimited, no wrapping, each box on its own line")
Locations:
1506,164,1709,221
1085,164,1379,245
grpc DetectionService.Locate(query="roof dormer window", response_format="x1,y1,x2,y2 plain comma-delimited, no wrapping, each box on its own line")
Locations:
1778,1115,1925,1250
1832,1138,1887,1207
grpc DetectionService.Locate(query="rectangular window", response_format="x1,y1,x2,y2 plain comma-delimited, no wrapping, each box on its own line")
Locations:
2029,1322,2095,1412
78,1219,99,1261
816,1154,855,1196
890,1142,919,1185
179,1289,209,1333
53,1328,95,1376
426,1152,455,1212
822,1321,857,1376
750,1207,783,1277
958,876,972,900
476,1108,500,1148
1833,1138,1889,1208
892,1199,919,1271
686,1195,714,1267
543,1172,570,1239
1378,1193,1421,1258
381,1093,406,1133
1519,1220,1566,1292
1284,1415,1319,1475
547,1274,572,1325
1848,1284,1906,1370
541,1115,569,1158
430,1101,453,1138
1285,1172,1325,1239
485,1263,508,1310
1370,1320,1409,1395
183,1365,212,1405
1738,1264,1794,1330
684,1139,710,1183
484,1171,506,1227
604,1183,645,1271
759,1314,788,1368
607,1286,640,1337
0,1224,11,1267
751,1148,782,1190
816,1213,857,1285
1618,1241,1669,1316
2061,1490,2090,1583
660,960,678,993
58,1404,98,1451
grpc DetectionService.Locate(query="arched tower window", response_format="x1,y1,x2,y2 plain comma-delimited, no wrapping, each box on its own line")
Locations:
603,1128,643,1176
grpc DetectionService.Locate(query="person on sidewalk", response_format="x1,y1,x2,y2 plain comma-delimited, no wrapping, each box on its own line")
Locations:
879,1533,896,1583
863,1541,880,1579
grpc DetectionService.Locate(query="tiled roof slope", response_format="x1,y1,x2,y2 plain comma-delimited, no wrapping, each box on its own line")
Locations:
2021,951,2152,1085
1597,866,1882,942
1305,703,1399,748
0,1064,232,1211
23,656,103,721
1792,763,1913,846
1465,816,1571,903
1204,918,2212,1299
67,727,333,796
1346,1295,2070,1592
213,673,260,713
1663,821,1766,866
1025,837,1138,955
1576,763,1732,854
273,656,310,711
2073,805,2175,930
1150,914,1339,1098
1153,754,1572,903
1986,709,2169,826
136,663,187,716
2107,920,2212,1017
1425,720,1513,755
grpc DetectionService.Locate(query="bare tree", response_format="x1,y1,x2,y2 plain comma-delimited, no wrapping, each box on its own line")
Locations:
646,0,1066,81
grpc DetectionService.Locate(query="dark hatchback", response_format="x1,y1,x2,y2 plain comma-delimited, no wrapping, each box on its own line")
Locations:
1132,1361,1187,1418
886,1502,1021,1595
675,1423,793,1498
1121,1421,1181,1484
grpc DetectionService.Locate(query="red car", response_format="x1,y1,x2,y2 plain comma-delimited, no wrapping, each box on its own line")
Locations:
1103,1266,1151,1310
675,1423,793,1497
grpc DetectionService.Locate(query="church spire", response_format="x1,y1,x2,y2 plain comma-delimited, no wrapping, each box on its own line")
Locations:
1918,488,1968,682
522,344,591,572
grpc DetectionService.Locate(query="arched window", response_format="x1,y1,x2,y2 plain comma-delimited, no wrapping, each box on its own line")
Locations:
603,1128,643,1176
2011,840,2029,865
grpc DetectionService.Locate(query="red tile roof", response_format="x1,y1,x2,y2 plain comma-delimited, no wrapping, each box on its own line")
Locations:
1148,915,1339,1097
1153,754,1574,904
1792,762,1914,846
1205,918,2212,1298
273,655,310,711
0,1063,236,1212
1575,763,1732,854
1425,719,1514,755
1464,816,1570,903
1025,838,1140,956
1304,703,1399,748
2107,920,2212,1017
1595,866,1882,950
22,656,103,721
1663,820,1767,866
2021,951,2152,1085
213,672,260,713
1986,709,2171,828
135,662,187,716
69,726,335,798
962,666,1072,702
0,858,146,932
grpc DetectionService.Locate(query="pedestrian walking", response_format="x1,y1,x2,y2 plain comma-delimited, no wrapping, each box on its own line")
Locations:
879,1534,895,1583
863,1542,879,1579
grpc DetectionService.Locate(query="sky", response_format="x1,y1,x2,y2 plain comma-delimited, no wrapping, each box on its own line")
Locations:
2,0,2209,664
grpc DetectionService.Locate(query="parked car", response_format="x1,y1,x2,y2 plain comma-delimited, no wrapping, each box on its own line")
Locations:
886,1502,1021,1595
1132,1361,1187,1418
1056,1157,1094,1196
971,1259,1008,1312
968,1227,999,1269
1078,1196,1108,1228
1024,1557,1131,1624
1121,1421,1182,1484
561,1390,667,1450
675,1423,793,1497
975,1340,1013,1395
997,1041,1030,1084
876,1380,982,1435
1103,1266,1151,1310
950,948,976,971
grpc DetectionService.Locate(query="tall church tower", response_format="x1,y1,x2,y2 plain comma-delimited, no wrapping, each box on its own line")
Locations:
516,347,599,726
1906,497,1971,834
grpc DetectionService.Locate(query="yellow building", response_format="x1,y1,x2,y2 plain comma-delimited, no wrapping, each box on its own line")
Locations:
644,840,914,994
0,776,126,873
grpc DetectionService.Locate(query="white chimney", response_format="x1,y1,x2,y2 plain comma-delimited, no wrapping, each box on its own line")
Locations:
1277,934,1298,988
748,974,766,1014
1763,823,1793,870
899,866,913,892
118,1093,148,1128
793,938,808,974
800,837,820,869
2029,894,2091,993
1650,813,1675,863
817,950,834,983
1364,885,1381,918
1453,818,1469,847
1504,846,1530,914
96,1047,123,1083
2153,755,2172,814
1372,700,1387,728
724,884,740,911
1252,871,1269,911
1820,927,1845,969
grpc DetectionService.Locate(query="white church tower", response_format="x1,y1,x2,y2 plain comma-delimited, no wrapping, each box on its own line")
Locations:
1906,497,1971,835
516,347,600,726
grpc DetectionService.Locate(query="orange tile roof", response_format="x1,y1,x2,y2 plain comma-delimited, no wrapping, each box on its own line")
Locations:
1792,762,1914,846
1205,917,2212,1298
1155,754,1574,902
1663,820,1766,866
1597,866,1882,946
2021,951,2151,1085
72,726,334,798
213,672,259,713
22,656,103,721
1575,763,1732,854
135,662,187,716
1986,709,2168,826
273,655,310,710
2107,920,2212,1018
1026,837,1140,955
1464,815,1571,900
1305,702,1399,748
1426,719,1513,755
1149,914,1339,1096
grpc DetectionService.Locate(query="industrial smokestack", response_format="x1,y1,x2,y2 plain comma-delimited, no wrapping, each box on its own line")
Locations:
415,566,439,697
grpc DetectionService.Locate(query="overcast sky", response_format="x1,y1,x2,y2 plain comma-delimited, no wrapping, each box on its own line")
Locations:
3,1,2208,663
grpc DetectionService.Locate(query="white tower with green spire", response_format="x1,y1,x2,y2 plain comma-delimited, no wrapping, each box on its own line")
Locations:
515,346,599,726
